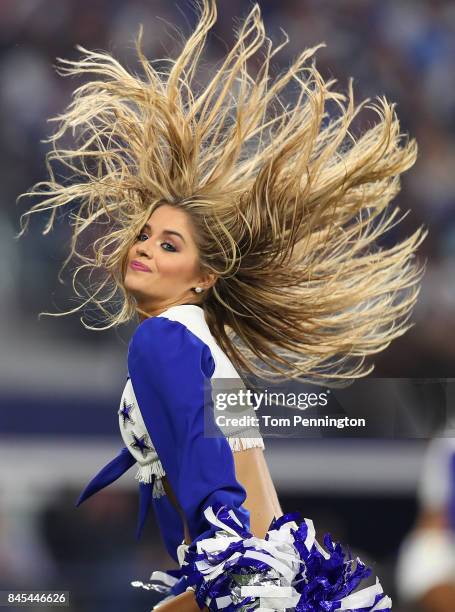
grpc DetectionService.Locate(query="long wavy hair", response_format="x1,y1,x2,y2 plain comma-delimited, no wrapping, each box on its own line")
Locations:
17,0,427,385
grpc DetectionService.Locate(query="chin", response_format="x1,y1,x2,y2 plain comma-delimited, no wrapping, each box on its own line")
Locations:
124,279,146,298
125,281,159,303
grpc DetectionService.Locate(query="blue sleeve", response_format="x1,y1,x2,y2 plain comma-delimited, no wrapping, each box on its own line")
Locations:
127,316,251,551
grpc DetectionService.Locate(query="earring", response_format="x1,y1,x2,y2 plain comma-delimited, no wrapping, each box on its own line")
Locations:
194,287,203,293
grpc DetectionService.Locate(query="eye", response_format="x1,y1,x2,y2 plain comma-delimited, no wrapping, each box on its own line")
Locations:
161,241,177,252
135,232,177,252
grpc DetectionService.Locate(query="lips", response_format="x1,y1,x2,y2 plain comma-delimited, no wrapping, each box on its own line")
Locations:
130,260,151,272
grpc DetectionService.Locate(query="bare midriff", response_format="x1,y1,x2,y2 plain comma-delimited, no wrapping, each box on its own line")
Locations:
162,446,283,547
157,447,283,611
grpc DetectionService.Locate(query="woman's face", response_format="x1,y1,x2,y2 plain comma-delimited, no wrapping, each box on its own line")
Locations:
124,204,214,316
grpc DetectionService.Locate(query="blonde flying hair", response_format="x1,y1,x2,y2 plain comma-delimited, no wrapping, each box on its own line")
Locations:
17,0,427,385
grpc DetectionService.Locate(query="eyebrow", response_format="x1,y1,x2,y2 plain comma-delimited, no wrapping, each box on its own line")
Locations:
142,223,186,245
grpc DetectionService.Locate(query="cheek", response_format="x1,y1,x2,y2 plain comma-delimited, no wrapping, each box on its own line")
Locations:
157,254,197,282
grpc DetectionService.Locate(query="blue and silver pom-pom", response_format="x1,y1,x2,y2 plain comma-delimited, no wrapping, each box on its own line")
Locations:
177,503,392,611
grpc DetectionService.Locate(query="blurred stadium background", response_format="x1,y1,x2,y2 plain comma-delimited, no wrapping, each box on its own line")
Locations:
1,0,454,610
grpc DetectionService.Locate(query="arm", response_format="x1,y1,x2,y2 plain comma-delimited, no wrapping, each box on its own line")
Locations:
128,317,252,609
421,584,455,612
154,591,208,612
127,316,251,548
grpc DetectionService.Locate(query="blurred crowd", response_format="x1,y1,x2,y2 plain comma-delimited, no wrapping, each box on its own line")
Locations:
0,1,454,610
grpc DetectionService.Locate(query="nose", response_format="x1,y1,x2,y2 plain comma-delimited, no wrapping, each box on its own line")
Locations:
135,239,153,259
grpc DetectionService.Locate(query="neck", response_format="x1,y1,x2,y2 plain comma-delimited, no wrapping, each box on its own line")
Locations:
136,300,201,321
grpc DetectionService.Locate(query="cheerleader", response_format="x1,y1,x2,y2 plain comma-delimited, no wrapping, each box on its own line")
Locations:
396,434,455,611
17,1,427,609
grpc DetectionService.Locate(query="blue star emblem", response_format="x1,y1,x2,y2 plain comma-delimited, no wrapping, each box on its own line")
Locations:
118,398,135,426
130,433,154,458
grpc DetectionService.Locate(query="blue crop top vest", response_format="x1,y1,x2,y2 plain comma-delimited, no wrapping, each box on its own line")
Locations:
75,304,265,563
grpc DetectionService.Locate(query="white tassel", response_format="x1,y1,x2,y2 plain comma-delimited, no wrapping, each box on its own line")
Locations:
135,460,166,484
152,476,166,499
227,436,265,452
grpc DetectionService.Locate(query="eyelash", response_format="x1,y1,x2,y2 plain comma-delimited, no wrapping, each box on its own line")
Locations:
136,232,177,252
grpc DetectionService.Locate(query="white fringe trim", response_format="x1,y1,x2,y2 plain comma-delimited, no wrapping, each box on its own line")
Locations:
135,460,166,484
227,436,265,452
132,439,265,500
152,476,166,499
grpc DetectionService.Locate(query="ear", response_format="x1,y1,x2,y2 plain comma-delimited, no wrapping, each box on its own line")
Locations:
197,270,218,291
